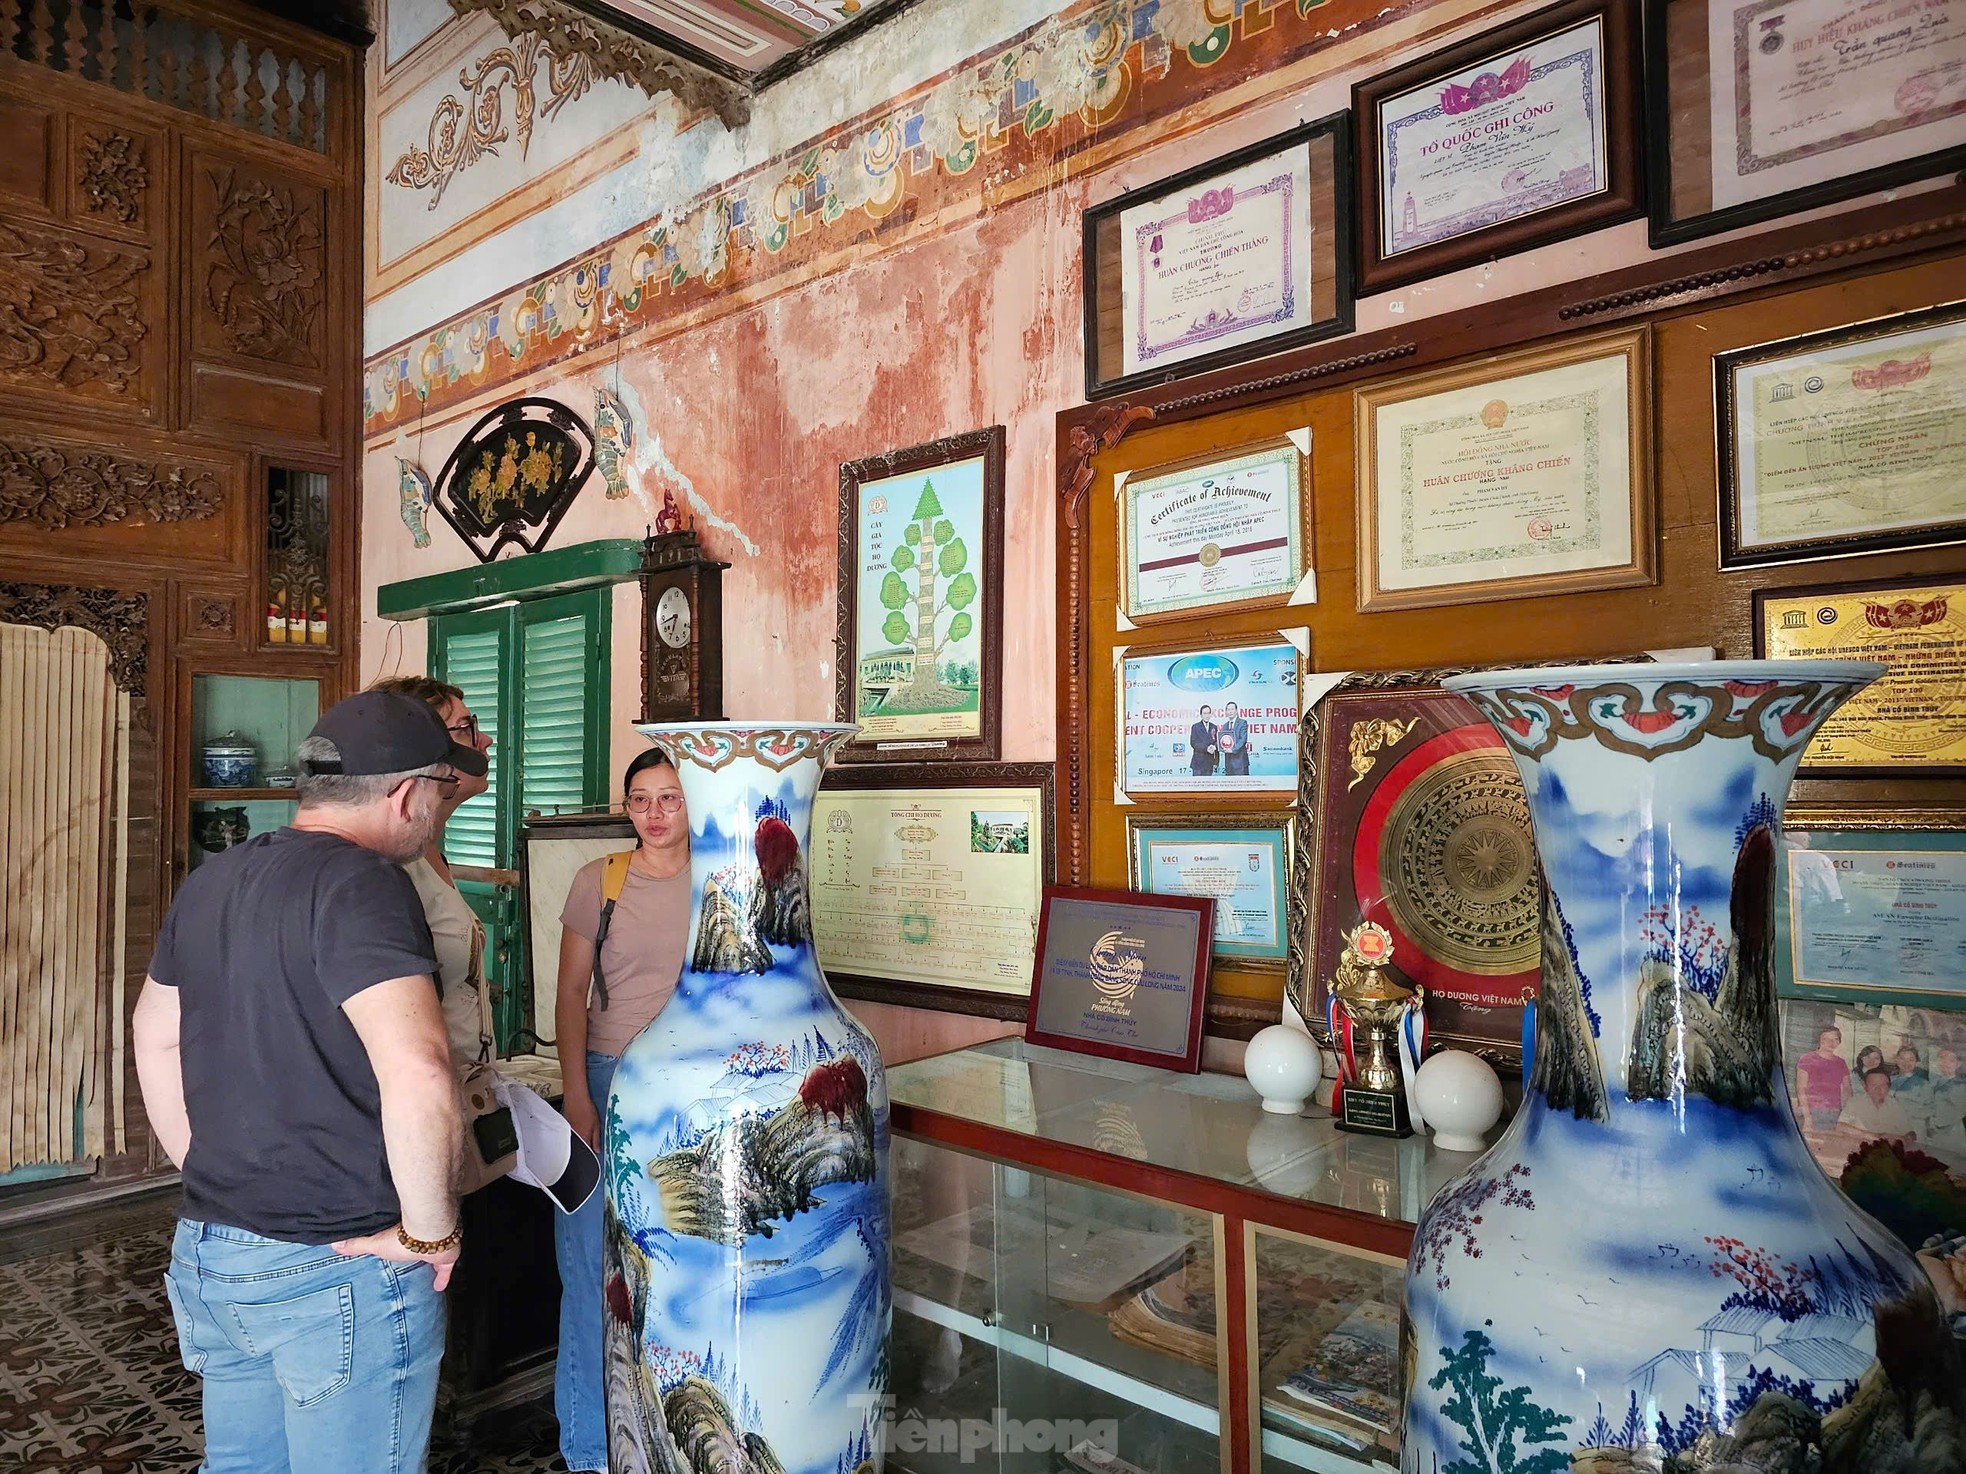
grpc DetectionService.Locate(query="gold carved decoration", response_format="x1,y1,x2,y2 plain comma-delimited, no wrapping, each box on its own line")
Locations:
0,439,224,529
77,131,148,225
1347,716,1419,790
0,220,147,395
205,169,323,368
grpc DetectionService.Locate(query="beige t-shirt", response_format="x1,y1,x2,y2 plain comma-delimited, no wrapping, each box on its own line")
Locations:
560,855,691,1056
403,854,489,1064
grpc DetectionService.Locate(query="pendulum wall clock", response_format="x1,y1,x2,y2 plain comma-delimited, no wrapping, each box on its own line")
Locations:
639,529,728,720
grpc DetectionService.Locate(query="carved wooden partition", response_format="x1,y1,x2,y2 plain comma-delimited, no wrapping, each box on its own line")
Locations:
0,0,361,1188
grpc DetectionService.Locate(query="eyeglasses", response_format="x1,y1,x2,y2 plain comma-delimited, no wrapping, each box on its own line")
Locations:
396,773,461,794
626,793,684,814
446,714,480,740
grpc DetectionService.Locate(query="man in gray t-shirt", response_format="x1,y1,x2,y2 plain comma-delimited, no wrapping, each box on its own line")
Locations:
135,691,486,1474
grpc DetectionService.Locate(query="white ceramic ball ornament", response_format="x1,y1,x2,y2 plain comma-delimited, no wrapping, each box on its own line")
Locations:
1412,1048,1503,1151
1243,1023,1323,1114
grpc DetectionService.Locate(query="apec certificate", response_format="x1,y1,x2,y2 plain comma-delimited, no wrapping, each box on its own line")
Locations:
811,786,1043,996
1123,443,1304,620
1708,0,1966,210
1786,845,1966,1000
1729,313,1966,557
1118,144,1313,378
1367,342,1639,603
1379,18,1609,258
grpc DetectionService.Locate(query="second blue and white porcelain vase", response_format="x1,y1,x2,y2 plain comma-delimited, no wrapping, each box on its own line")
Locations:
606,723,889,1474
1402,663,1964,1472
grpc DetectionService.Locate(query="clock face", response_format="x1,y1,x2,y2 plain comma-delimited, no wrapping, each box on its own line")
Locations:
656,584,692,648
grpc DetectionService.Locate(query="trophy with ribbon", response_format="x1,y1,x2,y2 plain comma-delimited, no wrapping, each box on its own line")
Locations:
1328,921,1425,1137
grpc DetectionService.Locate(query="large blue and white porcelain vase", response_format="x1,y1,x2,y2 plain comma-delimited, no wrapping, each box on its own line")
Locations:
606,722,889,1474
1402,663,1965,1473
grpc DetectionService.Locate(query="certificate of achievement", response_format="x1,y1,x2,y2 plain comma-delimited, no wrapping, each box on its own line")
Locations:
1759,581,1966,771
1708,0,1966,210
1118,144,1313,378
1378,18,1609,258
1784,844,1966,1002
1362,335,1645,608
1120,641,1302,795
811,786,1043,995
1133,825,1289,961
1123,443,1304,620
1727,311,1966,560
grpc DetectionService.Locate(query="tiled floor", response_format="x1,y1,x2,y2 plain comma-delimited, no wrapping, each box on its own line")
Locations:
0,1192,567,1474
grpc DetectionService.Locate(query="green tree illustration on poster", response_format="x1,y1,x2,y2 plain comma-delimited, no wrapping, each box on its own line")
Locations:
876,477,978,712
1429,1328,1572,1474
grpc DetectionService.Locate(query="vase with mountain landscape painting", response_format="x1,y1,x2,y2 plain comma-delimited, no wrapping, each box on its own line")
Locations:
1401,663,1964,1474
605,722,888,1474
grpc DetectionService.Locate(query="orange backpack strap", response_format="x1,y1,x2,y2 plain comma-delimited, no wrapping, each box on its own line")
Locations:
589,850,636,1010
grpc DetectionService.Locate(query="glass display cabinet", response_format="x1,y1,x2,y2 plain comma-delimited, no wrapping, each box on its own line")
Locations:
180,670,321,878
887,1039,1493,1474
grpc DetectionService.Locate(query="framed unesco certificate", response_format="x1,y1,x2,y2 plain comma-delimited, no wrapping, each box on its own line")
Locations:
1025,886,1214,1071
1120,439,1308,623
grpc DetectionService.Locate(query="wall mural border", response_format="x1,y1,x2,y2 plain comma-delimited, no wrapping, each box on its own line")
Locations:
363,0,1450,435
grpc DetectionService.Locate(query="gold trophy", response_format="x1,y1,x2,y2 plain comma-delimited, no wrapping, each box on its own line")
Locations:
1331,921,1418,1137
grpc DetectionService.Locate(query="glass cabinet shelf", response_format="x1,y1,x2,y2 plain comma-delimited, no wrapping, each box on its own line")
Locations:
887,1038,1491,1474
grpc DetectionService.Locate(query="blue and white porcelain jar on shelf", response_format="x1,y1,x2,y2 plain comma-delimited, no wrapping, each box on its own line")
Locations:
199,731,256,788
1400,661,1964,1473
605,721,889,1474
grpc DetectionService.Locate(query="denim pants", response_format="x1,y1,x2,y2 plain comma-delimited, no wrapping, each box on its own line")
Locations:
164,1219,446,1474
552,1050,618,1472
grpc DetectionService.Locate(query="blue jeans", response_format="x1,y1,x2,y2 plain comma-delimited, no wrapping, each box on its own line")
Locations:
553,1051,618,1472
164,1219,445,1474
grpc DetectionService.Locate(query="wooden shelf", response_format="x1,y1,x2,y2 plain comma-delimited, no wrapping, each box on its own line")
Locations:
189,788,298,802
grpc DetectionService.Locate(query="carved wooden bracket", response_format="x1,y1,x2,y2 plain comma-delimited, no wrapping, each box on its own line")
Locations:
1060,403,1156,528
0,582,149,699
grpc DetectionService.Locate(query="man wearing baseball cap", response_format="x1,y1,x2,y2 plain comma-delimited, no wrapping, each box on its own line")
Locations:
134,690,491,1473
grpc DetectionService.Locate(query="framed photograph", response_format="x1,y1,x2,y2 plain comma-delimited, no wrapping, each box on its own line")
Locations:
518,812,636,1047
1288,671,1544,1067
1120,439,1309,624
1118,637,1305,797
812,762,1054,1020
1355,327,1654,611
1646,0,1966,246
835,426,1005,764
1126,813,1293,968
1778,996,1966,1208
1755,576,1966,776
1082,114,1354,400
1354,0,1643,293
1025,885,1213,1072
1778,806,1966,1013
1718,303,1966,569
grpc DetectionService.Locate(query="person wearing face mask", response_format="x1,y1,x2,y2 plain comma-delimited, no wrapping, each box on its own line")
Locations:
132,691,489,1474
549,748,692,1473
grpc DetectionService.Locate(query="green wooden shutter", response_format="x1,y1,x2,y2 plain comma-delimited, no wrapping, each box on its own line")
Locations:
433,615,508,868
518,594,608,815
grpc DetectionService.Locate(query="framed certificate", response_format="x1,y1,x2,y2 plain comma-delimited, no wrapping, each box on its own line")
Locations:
1118,637,1304,797
1120,439,1307,623
1718,303,1966,569
1126,814,1292,968
1354,0,1642,293
1778,811,1966,1010
1082,115,1353,399
813,762,1055,1019
835,427,1004,764
1646,0,1966,245
1025,885,1213,1072
1354,327,1655,612
1753,576,1966,776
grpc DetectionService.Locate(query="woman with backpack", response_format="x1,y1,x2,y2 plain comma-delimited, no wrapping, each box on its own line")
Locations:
552,747,692,1473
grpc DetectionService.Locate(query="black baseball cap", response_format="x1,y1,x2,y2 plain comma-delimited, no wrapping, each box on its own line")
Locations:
298,690,490,779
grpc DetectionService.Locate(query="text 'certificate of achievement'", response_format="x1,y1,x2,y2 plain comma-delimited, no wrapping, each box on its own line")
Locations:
1379,18,1609,258
1120,642,1301,795
1729,312,1966,560
1119,145,1313,379
811,787,1043,996
1368,342,1638,605
1786,845,1966,1003
1124,443,1303,620
1708,0,1966,210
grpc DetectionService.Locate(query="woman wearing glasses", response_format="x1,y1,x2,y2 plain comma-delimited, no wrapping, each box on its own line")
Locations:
368,676,498,1063
551,747,691,1473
